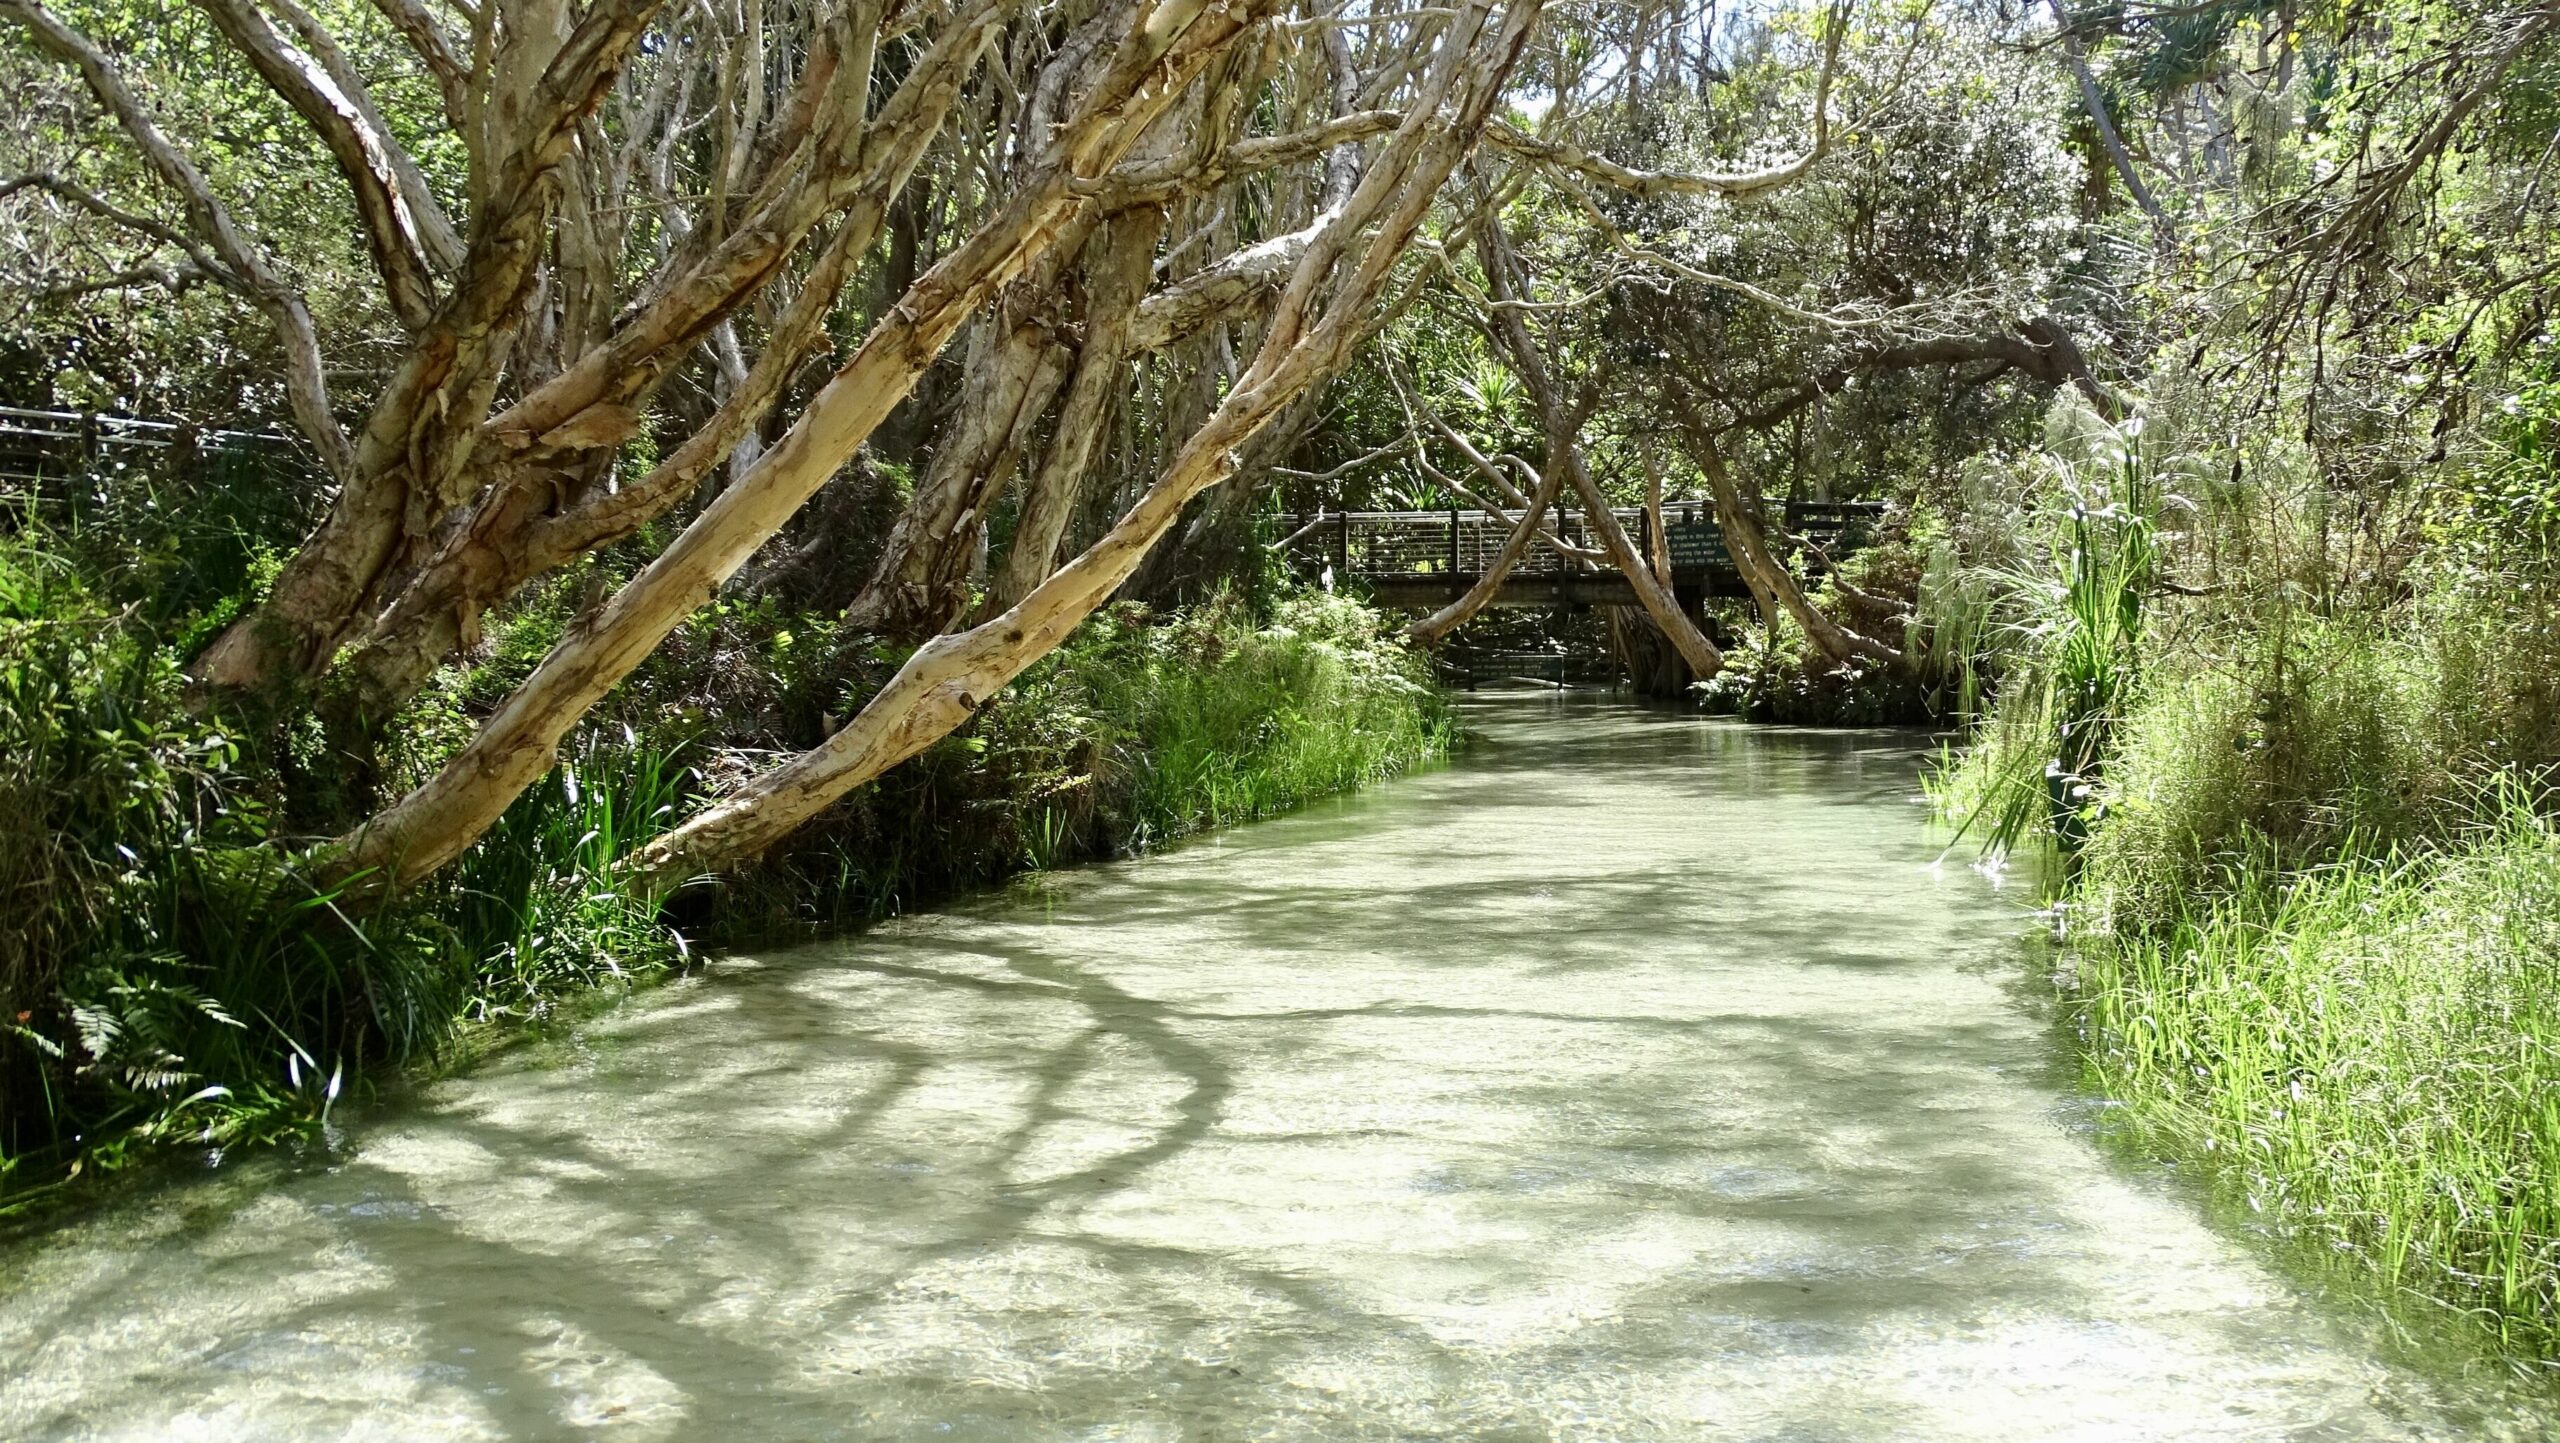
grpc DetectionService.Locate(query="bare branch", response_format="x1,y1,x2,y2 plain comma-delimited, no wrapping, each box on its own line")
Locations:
1484,1,1846,201
362,0,471,116
0,172,238,283
194,0,446,326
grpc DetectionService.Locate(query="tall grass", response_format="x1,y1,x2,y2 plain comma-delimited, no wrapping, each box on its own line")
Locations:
2079,793,2560,1354
697,590,1453,935
1930,382,2560,1361
437,733,694,1027
1101,592,1450,839
1929,404,2162,860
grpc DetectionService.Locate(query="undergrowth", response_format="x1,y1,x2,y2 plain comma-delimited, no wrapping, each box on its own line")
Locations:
1927,386,2560,1363
2078,794,2560,1356
0,491,1448,1214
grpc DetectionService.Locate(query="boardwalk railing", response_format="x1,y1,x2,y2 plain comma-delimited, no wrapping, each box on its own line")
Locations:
0,406,312,530
1271,499,1883,588
0,406,304,475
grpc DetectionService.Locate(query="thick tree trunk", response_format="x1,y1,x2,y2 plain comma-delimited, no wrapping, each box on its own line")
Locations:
845,288,1078,638
327,0,1284,893
192,0,994,703
329,205,879,723
986,207,1164,610
183,0,683,694
1682,417,1905,671
1610,605,1691,697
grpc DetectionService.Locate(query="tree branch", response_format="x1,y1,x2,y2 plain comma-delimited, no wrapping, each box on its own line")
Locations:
193,0,447,327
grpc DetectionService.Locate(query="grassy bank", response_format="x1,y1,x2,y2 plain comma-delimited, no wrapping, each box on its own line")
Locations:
0,524,1449,1212
2077,800,2560,1354
1931,392,2560,1361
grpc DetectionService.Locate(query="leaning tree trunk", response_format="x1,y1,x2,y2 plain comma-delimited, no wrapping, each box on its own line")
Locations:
1609,605,1691,697
844,284,1078,639
1683,416,1904,671
196,0,1005,712
1406,454,1564,646
626,0,1540,888
326,0,1286,895
986,205,1166,610
1478,224,1723,679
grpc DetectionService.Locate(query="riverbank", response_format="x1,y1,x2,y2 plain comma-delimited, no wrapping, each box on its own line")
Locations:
2051,604,2560,1359
0,538,1451,1214
1929,396,2560,1364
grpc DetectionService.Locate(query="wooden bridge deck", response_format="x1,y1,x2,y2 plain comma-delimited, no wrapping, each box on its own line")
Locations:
1272,500,1883,607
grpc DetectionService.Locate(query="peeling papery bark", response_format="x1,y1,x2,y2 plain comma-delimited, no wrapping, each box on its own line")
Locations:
184,0,990,703
176,0,687,694
987,205,1167,611
626,0,1545,890
326,0,1301,895
844,245,1088,639
331,208,880,721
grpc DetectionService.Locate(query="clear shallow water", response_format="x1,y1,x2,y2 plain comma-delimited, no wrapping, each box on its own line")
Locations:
5,695,2556,1441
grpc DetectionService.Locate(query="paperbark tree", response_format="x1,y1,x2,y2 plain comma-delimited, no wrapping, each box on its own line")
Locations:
1475,220,1725,678
328,0,1436,894
626,0,1544,887
1680,414,1905,670
4,0,1054,721
282,0,1028,722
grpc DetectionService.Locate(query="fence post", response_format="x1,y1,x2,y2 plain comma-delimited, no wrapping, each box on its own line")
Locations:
1447,506,1461,576
1335,510,1351,579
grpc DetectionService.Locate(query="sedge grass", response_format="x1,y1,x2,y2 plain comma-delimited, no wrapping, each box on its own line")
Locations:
3,571,1448,1209
2075,793,2560,1356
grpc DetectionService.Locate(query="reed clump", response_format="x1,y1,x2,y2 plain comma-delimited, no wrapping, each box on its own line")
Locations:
2080,798,2560,1355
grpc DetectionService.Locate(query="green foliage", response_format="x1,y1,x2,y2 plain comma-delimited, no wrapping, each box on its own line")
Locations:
0,534,239,1164
2079,795,2560,1356
2073,564,2560,929
1694,610,1926,725
2436,363,2560,571
433,733,694,1028
1102,590,1451,838
1936,359,2560,1360
1929,399,2163,859
0,523,695,1205
699,590,1453,937
0,525,1446,1210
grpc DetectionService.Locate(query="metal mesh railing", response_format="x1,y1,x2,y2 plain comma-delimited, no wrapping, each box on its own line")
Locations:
0,406,311,529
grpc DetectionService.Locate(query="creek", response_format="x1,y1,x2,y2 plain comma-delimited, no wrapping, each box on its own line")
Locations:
3,695,2551,1440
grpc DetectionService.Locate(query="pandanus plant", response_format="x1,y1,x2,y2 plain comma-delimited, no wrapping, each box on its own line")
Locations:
1931,408,2165,862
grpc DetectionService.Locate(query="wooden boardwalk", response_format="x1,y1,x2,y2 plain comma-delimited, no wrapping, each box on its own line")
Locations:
1272,499,1883,607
